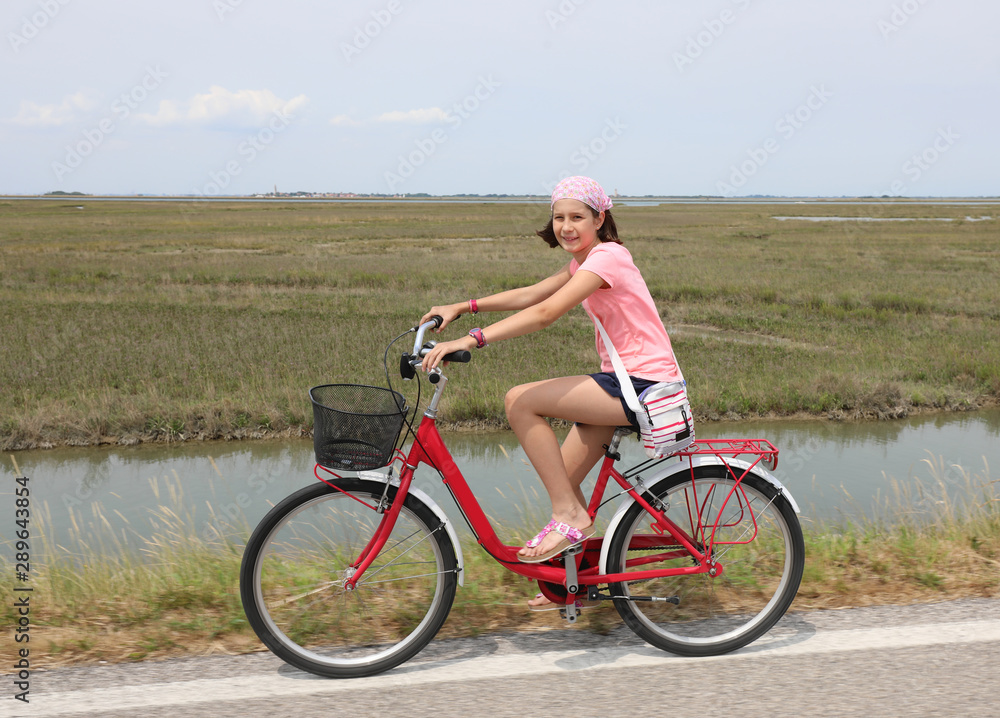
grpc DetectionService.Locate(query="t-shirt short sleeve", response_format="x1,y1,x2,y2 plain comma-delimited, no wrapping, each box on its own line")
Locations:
569,241,683,383
577,243,621,289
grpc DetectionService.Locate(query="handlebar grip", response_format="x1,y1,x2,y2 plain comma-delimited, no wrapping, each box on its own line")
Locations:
431,315,443,329
443,350,471,363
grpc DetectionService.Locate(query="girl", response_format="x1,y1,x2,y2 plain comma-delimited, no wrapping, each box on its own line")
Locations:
420,176,684,603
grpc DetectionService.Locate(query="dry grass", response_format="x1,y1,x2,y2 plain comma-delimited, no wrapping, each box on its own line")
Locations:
795,454,1000,608
2,454,996,670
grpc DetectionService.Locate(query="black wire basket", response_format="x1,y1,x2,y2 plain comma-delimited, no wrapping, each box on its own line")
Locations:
309,384,408,471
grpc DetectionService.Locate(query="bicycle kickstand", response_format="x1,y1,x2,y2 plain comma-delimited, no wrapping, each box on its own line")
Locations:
562,545,582,624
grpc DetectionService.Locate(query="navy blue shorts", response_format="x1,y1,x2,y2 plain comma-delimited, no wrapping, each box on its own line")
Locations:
589,372,659,430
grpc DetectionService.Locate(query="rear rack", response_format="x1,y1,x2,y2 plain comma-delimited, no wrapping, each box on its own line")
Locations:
620,438,782,553
622,438,778,481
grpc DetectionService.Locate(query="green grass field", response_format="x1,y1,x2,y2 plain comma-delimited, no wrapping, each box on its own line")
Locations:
2,198,999,449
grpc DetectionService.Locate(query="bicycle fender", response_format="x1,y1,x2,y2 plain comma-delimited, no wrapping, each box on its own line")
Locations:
598,455,800,576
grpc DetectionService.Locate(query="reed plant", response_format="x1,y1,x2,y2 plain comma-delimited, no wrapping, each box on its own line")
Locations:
797,453,999,605
2,454,996,668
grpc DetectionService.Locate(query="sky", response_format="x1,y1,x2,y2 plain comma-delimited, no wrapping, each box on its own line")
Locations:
2,0,997,198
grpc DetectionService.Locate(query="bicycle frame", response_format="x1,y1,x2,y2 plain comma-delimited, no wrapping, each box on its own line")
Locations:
315,318,782,596
334,378,780,594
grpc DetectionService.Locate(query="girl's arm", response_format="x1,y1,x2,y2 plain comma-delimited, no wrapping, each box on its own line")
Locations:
421,269,606,372
421,263,573,332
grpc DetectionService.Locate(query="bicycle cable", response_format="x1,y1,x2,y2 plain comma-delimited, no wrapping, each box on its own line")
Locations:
382,329,425,463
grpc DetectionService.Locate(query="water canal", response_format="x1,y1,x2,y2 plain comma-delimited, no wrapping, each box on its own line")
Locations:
3,409,997,558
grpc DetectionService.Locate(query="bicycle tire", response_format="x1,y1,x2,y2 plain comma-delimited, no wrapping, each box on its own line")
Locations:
240,478,458,678
607,465,804,656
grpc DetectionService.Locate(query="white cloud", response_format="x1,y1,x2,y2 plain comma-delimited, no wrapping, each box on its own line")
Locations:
8,92,99,126
375,107,450,124
330,114,363,127
136,86,308,127
330,107,451,127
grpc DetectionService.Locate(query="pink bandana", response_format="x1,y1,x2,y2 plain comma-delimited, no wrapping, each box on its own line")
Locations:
550,176,613,213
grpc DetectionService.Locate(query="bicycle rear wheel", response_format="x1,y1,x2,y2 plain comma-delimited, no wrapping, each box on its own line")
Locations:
240,478,458,678
607,465,803,656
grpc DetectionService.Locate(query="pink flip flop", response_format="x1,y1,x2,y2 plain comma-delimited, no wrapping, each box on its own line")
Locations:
517,520,596,564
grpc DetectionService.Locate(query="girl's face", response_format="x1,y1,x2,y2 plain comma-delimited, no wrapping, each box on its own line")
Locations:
552,198,604,260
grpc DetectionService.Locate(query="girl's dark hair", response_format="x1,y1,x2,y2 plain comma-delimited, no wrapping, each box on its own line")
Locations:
536,207,621,248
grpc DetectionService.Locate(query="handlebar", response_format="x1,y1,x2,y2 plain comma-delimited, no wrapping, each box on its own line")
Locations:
400,316,471,381
410,316,441,355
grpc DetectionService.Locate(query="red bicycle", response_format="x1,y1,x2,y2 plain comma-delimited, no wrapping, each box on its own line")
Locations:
240,317,804,678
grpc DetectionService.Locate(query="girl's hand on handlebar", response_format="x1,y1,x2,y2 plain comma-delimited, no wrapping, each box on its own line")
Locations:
420,303,465,332
421,336,476,373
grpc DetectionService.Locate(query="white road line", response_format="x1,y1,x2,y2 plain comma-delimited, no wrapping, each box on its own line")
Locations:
33,620,1000,715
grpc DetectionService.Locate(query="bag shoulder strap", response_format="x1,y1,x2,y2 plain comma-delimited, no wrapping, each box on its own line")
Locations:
592,315,642,413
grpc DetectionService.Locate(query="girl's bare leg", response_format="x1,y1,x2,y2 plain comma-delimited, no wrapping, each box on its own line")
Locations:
504,376,625,560
525,419,616,607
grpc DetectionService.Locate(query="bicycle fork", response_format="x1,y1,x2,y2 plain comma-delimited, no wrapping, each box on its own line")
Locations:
341,471,416,591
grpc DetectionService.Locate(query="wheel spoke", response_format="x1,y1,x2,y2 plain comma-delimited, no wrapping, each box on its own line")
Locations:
271,580,341,607
357,523,443,585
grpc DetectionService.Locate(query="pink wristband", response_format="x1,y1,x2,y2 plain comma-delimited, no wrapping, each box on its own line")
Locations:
469,299,479,314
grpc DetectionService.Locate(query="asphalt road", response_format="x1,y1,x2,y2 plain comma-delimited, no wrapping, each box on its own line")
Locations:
10,597,1000,718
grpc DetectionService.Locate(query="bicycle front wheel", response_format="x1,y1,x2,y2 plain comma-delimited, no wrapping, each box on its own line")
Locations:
607,465,803,656
240,478,458,678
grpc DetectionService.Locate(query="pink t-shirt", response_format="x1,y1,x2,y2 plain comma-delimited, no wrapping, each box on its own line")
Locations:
570,242,682,383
